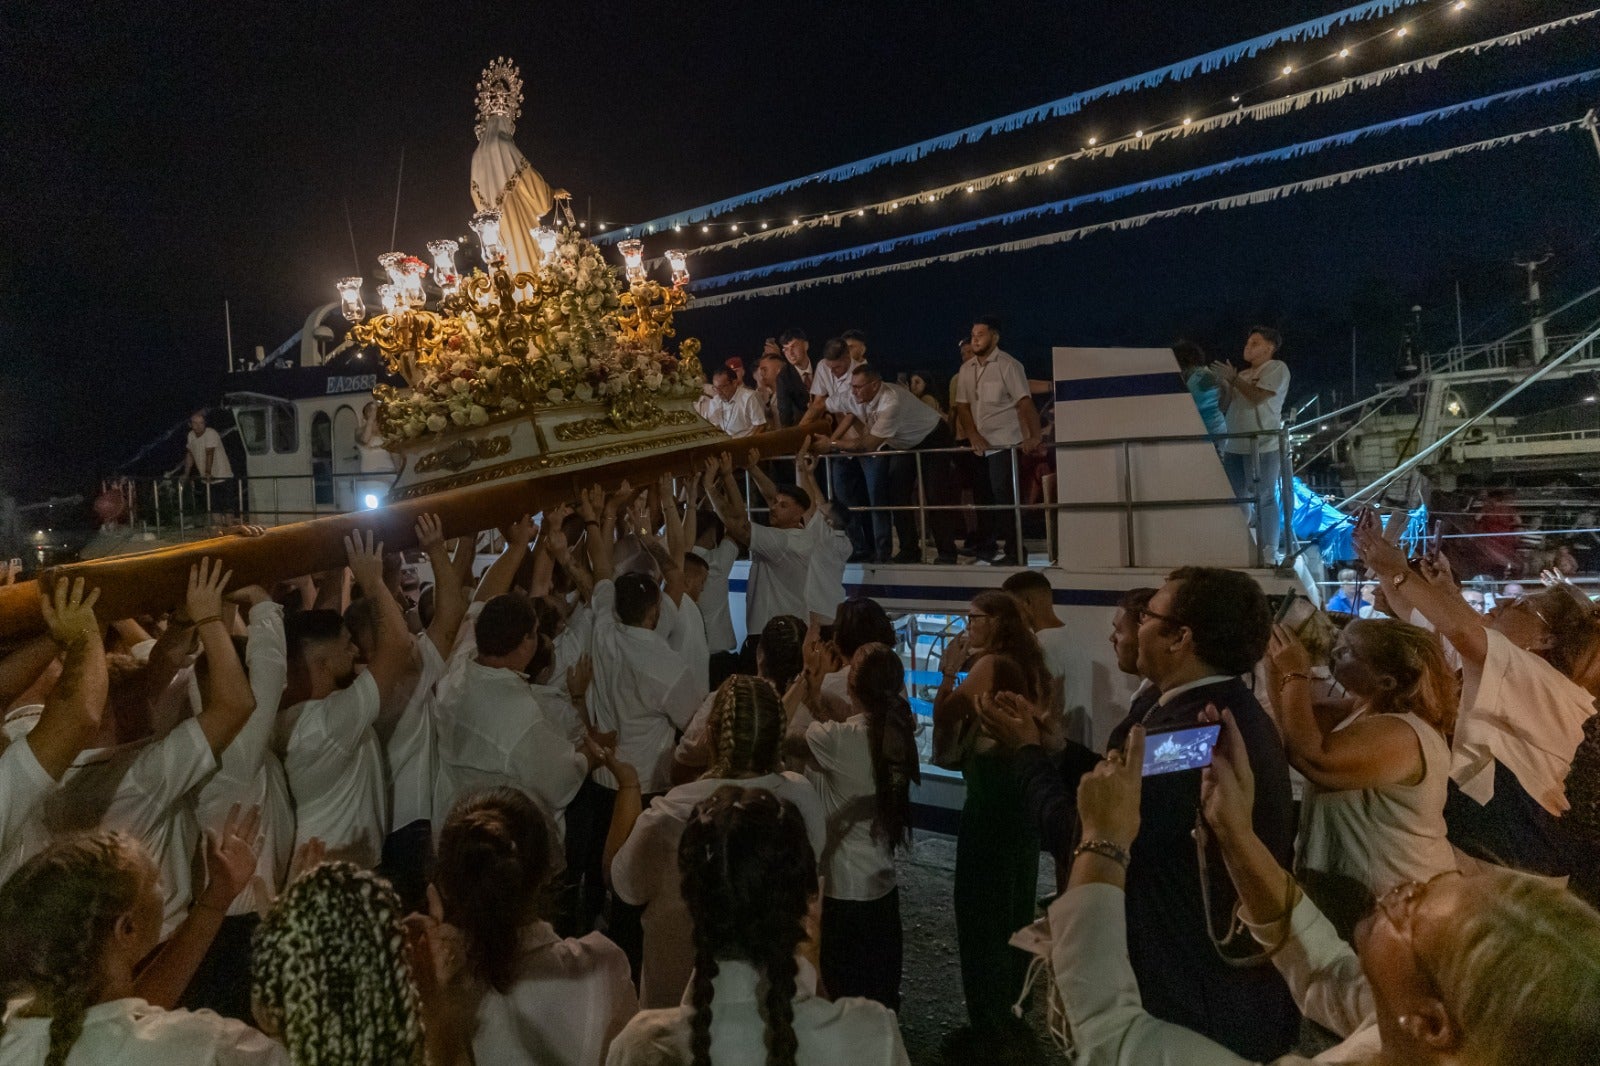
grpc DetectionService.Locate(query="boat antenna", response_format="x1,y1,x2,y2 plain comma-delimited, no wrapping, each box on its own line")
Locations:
344,197,361,275
390,145,406,249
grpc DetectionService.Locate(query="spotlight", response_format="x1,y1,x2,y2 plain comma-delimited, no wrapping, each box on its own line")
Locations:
363,494,381,510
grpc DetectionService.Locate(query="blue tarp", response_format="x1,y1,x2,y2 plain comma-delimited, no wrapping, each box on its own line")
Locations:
1290,477,1428,563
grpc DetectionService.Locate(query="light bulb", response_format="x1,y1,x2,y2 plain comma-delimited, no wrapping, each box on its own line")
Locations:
701,225,710,233
731,223,739,232
1135,130,1144,138
363,494,381,510
1230,95,1241,103
1453,1,1465,10
1046,162,1056,170
1182,116,1192,125
674,225,682,232
856,209,865,216
760,222,769,229
965,185,975,193
1087,136,1098,146
792,219,801,226
618,238,645,283
1004,175,1015,183
336,277,366,322
1339,47,1350,58
1397,25,1408,37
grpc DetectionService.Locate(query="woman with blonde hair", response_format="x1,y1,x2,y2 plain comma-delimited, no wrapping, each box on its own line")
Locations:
0,830,283,1066
1055,712,1600,1066
1270,617,1460,936
606,675,825,1008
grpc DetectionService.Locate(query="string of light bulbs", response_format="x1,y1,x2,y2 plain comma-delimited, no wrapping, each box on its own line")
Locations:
685,68,1600,292
593,0,1438,243
652,7,1595,263
685,116,1587,308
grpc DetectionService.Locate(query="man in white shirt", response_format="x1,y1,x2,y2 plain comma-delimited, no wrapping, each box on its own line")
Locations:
953,315,1040,566
706,451,816,637
1000,569,1092,748
704,365,768,438
276,531,413,869
1212,327,1291,562
816,362,962,564
434,515,594,831
0,579,106,873
172,410,237,521
808,336,872,561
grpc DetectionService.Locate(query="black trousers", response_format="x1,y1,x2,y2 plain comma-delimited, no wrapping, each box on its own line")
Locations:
970,448,1020,558
820,888,904,1010
379,819,434,915
178,913,259,1023
563,776,615,936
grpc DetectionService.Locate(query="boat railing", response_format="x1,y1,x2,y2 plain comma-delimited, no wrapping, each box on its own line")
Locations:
103,472,399,542
739,427,1296,570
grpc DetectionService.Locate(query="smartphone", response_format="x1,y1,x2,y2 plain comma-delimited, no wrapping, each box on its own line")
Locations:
1428,519,1443,557
1142,723,1223,777
1274,589,1303,624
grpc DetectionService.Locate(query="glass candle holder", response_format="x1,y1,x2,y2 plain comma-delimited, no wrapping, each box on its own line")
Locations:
618,238,645,283
427,239,460,295
532,226,559,261
665,250,689,285
378,283,403,315
336,277,366,322
399,257,429,308
378,251,406,287
470,211,505,264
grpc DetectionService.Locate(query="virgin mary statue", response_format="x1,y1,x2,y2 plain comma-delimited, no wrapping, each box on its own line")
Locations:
470,58,569,275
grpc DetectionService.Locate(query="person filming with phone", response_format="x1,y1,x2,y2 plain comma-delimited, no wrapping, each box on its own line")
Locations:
1051,710,1600,1066
979,566,1299,1060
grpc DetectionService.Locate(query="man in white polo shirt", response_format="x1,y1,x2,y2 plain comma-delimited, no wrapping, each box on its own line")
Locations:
953,315,1040,567
808,336,871,561
705,450,816,637
704,364,768,438
1212,326,1291,562
276,530,414,869
815,362,962,564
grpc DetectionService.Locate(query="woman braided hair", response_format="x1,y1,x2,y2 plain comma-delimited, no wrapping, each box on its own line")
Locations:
756,614,806,693
848,642,922,849
252,862,423,1066
0,832,151,1066
704,674,786,781
432,787,554,994
679,786,817,1066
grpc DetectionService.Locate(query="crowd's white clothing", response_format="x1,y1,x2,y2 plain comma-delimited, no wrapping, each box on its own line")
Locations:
669,692,719,773
0,736,54,878
1221,359,1290,455
744,522,813,637
185,426,233,480
275,670,389,869
0,998,287,1066
1453,629,1595,814
804,714,897,902
856,381,942,450
1051,882,1379,1066
433,604,588,832
703,386,767,438
1035,625,1093,748
953,348,1030,449
809,358,865,415
818,667,852,721
661,593,710,697
605,956,910,1066
610,773,826,1009
194,602,293,916
1297,711,1457,896
586,580,704,793
32,717,215,937
804,514,852,625
471,921,638,1066
385,633,446,829
691,540,739,653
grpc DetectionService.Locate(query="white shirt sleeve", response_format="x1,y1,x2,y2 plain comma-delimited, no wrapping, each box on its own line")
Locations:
1001,356,1030,407
510,716,589,816
0,735,55,857
1254,360,1290,396
301,670,382,753
124,718,218,836
611,805,680,906
953,363,974,406
1244,894,1374,1039
212,601,287,793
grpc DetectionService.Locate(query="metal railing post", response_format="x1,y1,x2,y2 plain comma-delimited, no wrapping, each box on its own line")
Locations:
914,450,928,560
1278,428,1294,568
1123,440,1136,568
1250,433,1264,569
1010,448,1024,565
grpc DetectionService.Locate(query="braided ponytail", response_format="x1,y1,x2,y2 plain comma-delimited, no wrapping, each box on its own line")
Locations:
252,862,423,1066
704,675,785,780
849,643,922,850
757,615,806,692
679,787,818,1065
0,831,146,1066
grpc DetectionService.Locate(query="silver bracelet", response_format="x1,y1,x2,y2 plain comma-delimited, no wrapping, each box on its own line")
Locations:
1073,839,1131,868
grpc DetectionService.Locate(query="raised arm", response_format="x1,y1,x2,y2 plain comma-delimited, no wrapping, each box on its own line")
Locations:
474,514,536,603
416,514,465,659
542,505,596,602
656,476,688,606
27,578,106,780
185,559,257,758
0,633,61,710
345,531,414,699
743,447,782,510
704,455,752,546
1267,625,1424,791
1354,508,1488,667
793,443,823,522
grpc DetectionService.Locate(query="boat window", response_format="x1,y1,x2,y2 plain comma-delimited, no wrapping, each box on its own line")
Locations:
234,408,269,455
311,412,333,505
272,402,298,454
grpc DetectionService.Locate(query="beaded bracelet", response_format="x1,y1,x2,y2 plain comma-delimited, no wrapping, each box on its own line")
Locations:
1073,839,1131,868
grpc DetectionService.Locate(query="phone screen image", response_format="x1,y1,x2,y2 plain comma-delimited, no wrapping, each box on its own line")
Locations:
1142,724,1223,777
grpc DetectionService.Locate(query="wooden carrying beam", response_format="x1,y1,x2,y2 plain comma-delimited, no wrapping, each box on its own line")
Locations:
0,424,816,641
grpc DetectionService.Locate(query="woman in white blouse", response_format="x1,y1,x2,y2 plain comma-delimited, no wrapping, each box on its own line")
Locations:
432,787,637,1066
1053,712,1600,1066
0,831,286,1066
608,676,826,1009
1268,618,1458,938
1353,509,1600,874
606,785,909,1066
788,642,921,1009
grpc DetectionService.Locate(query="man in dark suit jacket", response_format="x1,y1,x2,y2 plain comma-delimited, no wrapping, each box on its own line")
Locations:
986,567,1299,1060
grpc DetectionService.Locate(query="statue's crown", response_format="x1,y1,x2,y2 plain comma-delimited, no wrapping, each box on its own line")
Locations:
474,57,523,132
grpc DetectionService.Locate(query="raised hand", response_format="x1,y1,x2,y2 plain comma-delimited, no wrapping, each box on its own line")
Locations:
576,484,603,524
717,452,734,478
975,691,1043,749
746,447,762,470
343,530,385,591
287,837,327,884
1267,622,1313,676
566,653,594,701
185,557,233,623
415,513,446,553
1076,725,1146,849
225,584,273,608
197,803,262,911
943,631,972,674
503,514,536,549
1200,708,1256,843
39,576,101,647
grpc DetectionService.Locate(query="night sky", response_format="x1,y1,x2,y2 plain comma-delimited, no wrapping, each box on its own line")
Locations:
3,0,1597,500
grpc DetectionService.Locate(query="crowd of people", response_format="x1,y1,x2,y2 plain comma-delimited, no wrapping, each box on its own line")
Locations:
2,321,1600,1065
